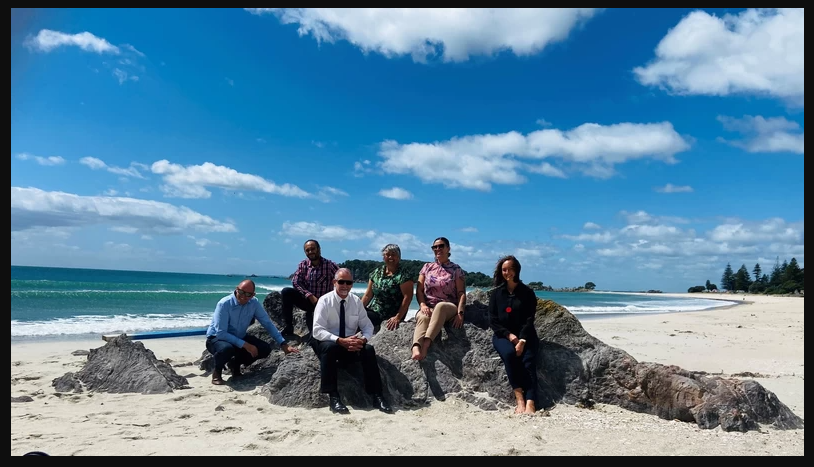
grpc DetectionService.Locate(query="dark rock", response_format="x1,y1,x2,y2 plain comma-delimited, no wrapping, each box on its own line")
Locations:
11,396,34,403
52,335,189,394
207,291,805,431
71,350,90,356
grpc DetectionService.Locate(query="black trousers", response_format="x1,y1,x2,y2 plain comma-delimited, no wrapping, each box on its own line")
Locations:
206,334,271,373
315,340,383,395
280,287,316,333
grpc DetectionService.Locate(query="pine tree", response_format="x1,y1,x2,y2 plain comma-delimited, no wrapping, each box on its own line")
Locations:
753,263,762,282
721,263,735,291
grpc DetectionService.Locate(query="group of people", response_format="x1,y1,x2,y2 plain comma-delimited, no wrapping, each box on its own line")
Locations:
205,237,541,415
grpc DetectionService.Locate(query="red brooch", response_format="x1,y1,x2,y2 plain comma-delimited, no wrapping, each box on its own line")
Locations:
506,307,512,313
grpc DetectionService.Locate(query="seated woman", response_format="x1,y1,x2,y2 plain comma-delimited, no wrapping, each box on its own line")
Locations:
412,237,466,361
361,243,415,331
488,255,539,414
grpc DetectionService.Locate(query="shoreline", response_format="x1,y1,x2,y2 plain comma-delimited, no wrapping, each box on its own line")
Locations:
11,294,804,455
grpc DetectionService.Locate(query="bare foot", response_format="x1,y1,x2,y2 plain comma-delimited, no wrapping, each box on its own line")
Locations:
514,389,525,414
524,400,536,414
419,338,431,360
411,344,422,361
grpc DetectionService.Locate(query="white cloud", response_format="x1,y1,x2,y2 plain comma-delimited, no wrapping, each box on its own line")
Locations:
717,115,804,154
633,8,804,106
80,156,145,178
11,187,237,235
150,160,311,200
560,212,803,270
316,186,350,202
280,221,376,241
460,227,478,233
246,8,600,63
353,160,374,177
24,29,120,54
15,153,66,166
583,222,601,230
377,121,690,191
655,183,693,193
23,29,147,85
378,187,413,200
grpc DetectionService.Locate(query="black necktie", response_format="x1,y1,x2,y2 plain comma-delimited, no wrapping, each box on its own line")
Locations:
339,299,346,338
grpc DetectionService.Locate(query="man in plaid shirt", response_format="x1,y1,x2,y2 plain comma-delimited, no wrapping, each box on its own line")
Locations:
280,239,339,337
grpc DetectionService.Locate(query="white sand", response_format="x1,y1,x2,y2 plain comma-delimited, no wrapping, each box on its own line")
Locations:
11,294,804,456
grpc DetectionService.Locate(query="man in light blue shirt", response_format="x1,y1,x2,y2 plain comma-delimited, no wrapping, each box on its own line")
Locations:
206,280,298,385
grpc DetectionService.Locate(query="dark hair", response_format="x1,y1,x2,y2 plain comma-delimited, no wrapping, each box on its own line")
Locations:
304,239,321,249
433,237,451,258
493,255,522,287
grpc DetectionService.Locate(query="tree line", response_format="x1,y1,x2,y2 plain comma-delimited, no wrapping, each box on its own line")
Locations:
688,257,804,294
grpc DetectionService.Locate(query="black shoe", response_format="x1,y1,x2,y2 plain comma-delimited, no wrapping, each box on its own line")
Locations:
329,395,349,414
374,394,393,414
228,360,242,378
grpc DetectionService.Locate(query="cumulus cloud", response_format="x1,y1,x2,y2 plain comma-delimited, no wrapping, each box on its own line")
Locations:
246,8,600,63
634,8,804,106
150,160,312,200
376,121,691,191
24,29,120,54
11,187,237,235
80,156,146,178
717,115,804,154
15,153,66,166
23,29,147,85
378,187,413,200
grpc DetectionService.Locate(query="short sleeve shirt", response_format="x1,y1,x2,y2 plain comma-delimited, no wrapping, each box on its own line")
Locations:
420,261,465,308
368,265,412,319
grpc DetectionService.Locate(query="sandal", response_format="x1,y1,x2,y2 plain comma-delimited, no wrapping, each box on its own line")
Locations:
211,377,225,385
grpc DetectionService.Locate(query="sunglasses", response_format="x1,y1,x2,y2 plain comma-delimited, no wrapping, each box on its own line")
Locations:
235,289,255,298
431,244,446,250
336,280,353,286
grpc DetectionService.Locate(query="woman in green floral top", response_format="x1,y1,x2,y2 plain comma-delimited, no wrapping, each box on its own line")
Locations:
362,244,415,331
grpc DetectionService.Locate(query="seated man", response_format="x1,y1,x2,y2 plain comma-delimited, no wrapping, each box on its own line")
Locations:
280,239,339,337
206,279,299,385
312,268,393,414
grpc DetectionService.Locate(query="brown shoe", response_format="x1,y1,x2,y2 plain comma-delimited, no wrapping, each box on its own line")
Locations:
212,370,225,385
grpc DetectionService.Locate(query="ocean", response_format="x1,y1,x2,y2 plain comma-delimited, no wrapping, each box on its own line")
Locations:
11,265,736,342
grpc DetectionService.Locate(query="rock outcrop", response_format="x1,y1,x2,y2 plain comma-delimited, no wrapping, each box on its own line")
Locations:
52,335,188,394
59,290,801,432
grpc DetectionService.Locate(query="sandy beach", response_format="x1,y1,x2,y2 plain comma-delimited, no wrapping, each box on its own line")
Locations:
11,293,804,456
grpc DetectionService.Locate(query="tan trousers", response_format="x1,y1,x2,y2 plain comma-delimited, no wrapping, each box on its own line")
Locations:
412,302,458,346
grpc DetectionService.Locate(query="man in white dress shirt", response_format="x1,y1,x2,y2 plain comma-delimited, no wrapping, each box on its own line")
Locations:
312,268,393,414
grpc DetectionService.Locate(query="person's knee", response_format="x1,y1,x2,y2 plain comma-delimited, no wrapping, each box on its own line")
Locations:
256,342,272,359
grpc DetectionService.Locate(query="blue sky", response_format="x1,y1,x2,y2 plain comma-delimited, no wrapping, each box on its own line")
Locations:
11,8,804,292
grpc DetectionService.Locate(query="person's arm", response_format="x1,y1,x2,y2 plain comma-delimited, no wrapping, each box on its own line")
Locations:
517,285,538,341
211,300,243,348
292,261,313,299
455,274,467,316
396,280,414,321
253,301,285,346
488,288,510,338
361,279,374,308
416,270,430,314
357,298,375,341
311,297,337,343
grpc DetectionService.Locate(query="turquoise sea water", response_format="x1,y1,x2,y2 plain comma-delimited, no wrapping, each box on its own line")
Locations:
11,265,736,341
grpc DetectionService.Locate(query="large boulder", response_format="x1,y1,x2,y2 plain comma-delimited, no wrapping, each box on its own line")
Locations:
198,290,803,432
52,335,189,394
